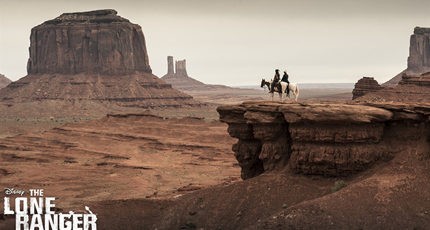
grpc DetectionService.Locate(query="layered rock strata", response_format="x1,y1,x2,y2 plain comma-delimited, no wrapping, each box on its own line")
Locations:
356,72,430,103
399,71,430,87
218,101,430,179
352,77,382,99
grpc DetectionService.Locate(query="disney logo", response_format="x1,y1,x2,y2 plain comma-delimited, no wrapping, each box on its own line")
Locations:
4,188,25,196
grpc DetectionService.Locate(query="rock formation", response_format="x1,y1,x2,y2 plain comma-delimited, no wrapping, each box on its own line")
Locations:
0,10,198,107
175,60,188,77
167,56,174,75
218,101,429,179
399,71,430,87
161,56,206,90
353,27,430,102
0,74,11,89
384,27,430,86
27,9,151,75
355,72,430,102
352,77,382,99
407,27,430,73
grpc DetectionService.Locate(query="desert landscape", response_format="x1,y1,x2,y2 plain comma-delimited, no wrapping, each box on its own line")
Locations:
0,4,429,230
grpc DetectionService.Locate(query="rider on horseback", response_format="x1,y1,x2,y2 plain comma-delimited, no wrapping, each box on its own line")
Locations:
281,70,290,95
270,69,280,93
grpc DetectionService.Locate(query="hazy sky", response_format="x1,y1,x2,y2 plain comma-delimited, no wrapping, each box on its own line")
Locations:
1,0,430,86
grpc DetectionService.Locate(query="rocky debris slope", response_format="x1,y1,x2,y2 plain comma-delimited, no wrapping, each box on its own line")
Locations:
218,101,429,179
0,74,11,89
0,73,196,107
352,77,382,99
0,10,198,108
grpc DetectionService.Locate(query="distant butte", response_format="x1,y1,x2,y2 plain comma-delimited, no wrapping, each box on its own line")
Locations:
161,56,207,90
0,9,198,108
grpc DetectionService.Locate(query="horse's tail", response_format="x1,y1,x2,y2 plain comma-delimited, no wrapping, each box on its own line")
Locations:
295,84,300,100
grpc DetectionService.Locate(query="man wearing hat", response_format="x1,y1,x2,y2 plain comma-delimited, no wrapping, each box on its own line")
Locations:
270,69,281,93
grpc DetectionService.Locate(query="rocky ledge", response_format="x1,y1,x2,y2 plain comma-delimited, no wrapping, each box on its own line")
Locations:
217,101,430,179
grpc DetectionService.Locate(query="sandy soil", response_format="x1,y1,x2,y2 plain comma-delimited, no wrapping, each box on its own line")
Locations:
0,114,240,214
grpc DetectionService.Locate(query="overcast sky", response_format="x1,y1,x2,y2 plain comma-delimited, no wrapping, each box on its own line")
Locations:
1,0,429,86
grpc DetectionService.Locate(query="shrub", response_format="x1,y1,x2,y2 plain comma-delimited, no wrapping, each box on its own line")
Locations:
331,180,347,192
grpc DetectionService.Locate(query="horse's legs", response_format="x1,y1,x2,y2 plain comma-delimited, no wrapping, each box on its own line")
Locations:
291,92,297,102
271,92,274,101
295,87,299,102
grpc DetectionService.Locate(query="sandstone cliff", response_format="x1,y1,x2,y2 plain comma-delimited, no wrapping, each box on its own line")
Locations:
0,74,11,89
384,27,430,86
352,77,382,99
0,10,198,108
27,9,151,75
218,101,429,179
407,27,430,74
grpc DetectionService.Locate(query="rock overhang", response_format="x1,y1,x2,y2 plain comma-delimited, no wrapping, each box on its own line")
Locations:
218,101,429,179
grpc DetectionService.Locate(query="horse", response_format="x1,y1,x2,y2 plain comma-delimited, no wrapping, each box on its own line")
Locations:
260,78,300,102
